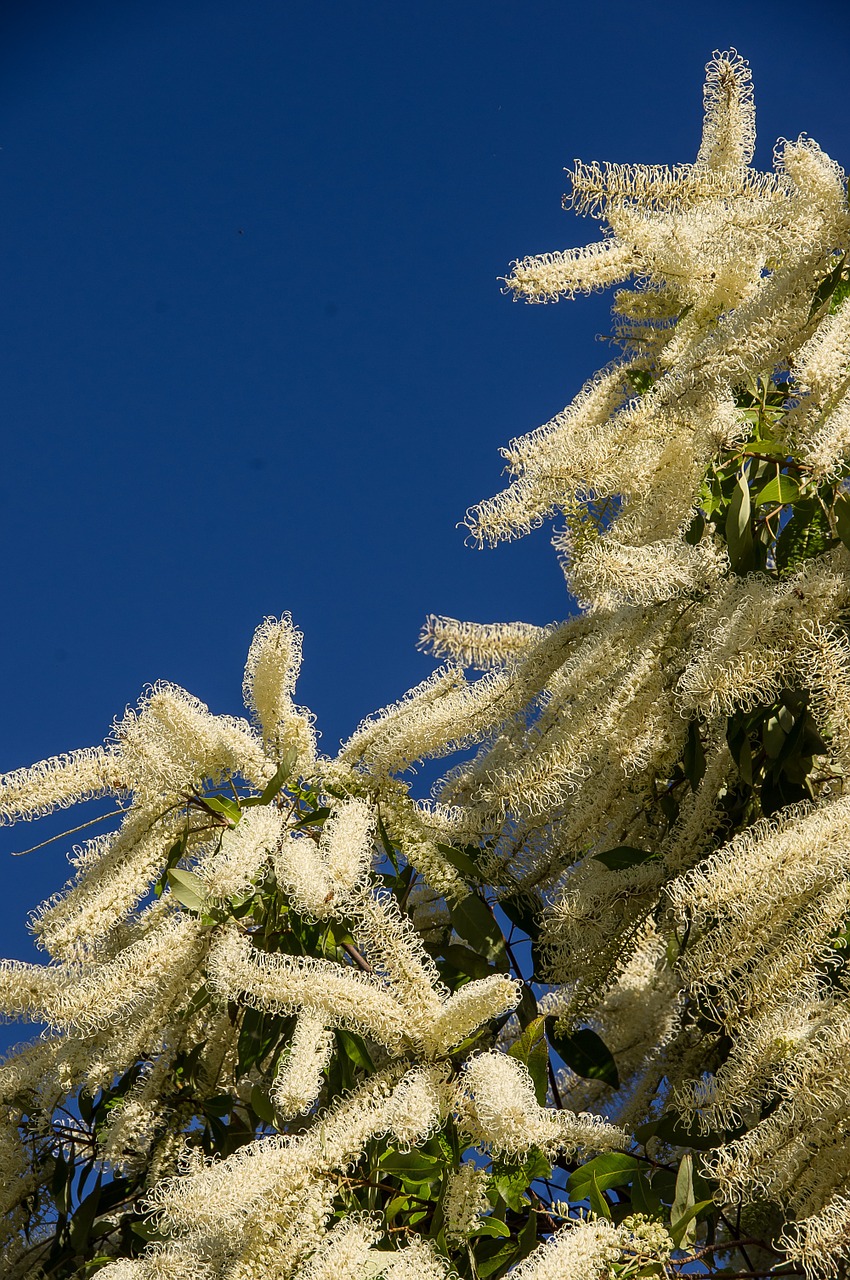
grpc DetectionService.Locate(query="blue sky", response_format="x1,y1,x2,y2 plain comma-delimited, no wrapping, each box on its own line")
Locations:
1,0,849,981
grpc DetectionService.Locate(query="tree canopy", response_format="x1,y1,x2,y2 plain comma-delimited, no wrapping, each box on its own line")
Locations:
3,49,850,1280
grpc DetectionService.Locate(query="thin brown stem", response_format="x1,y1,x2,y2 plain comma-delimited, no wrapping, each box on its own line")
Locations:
341,941,372,973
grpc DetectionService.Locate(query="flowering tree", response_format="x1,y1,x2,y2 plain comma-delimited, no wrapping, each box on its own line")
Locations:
2,49,850,1280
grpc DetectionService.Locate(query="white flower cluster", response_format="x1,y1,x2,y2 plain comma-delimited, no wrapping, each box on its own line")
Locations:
0,614,624,1274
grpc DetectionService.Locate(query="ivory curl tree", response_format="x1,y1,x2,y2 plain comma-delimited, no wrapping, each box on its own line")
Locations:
2,49,850,1280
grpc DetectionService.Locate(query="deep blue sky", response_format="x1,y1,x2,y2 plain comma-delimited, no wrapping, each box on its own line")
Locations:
2,0,850,977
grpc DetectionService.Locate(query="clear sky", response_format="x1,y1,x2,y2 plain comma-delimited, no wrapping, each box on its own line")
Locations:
1,0,849,991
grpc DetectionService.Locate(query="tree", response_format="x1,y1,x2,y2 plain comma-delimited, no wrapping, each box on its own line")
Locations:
2,48,850,1280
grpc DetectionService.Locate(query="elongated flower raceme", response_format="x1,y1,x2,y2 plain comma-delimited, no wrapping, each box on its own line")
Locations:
242,613,317,768
273,796,374,918
0,746,124,824
207,928,411,1052
460,1051,628,1159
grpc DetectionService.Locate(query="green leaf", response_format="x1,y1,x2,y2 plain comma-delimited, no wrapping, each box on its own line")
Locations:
167,868,207,913
508,1016,549,1106
492,1150,551,1212
627,368,655,395
202,1093,231,1117
498,892,542,941
203,794,242,826
670,1153,696,1248
237,1008,289,1075
292,806,332,830
670,1198,716,1248
250,1083,276,1126
588,1170,612,1219
809,255,847,319
516,1207,539,1264
439,944,495,980
682,719,706,789
255,751,297,804
774,500,831,573
754,473,800,507
762,712,787,760
592,845,660,871
631,1170,663,1217
469,1217,511,1239
725,469,754,574
546,1022,620,1088
154,835,187,897
475,1240,519,1278
51,1149,72,1216
436,842,480,880
516,980,540,1030
747,439,789,457
639,1110,734,1152
378,1150,442,1180
449,894,508,969
336,1027,374,1072
834,493,850,550
70,1172,103,1250
567,1153,639,1198
383,1194,412,1221
376,814,399,871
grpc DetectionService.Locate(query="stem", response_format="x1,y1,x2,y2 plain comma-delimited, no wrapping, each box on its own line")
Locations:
341,941,372,973
11,808,127,856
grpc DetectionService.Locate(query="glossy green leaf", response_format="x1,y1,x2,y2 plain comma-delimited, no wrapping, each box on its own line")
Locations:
671,1153,696,1247
255,750,297,805
498,892,542,941
747,439,789,457
492,1150,551,1212
476,1240,519,1278
725,469,754,574
250,1084,276,1126
546,1022,620,1088
508,1016,549,1105
376,814,399,871
469,1217,511,1239
515,1207,539,1265
567,1153,639,1198
774,500,831,572
336,1027,374,1072
627,368,655,395
834,493,850,550
439,944,494,980
754,473,800,506
809,255,847,318
638,1110,735,1152
379,1151,442,1178
383,1194,412,1221
449,893,507,968
436,842,480,880
588,1170,612,1219
292,806,332,830
202,1093,231,1117
670,1198,716,1248
593,845,660,871
167,868,207,913
682,719,706,789
203,794,242,826
630,1170,663,1217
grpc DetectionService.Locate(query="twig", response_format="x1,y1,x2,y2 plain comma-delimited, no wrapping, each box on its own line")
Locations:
341,941,372,973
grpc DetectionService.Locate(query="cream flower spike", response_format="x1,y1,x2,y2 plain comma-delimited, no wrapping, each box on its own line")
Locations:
0,746,124,826
243,614,317,768
460,1050,628,1160
695,48,756,170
